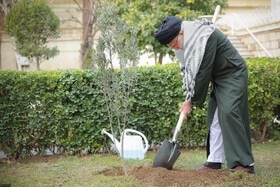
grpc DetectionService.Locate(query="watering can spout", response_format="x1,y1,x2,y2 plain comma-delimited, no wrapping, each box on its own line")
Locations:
101,129,121,149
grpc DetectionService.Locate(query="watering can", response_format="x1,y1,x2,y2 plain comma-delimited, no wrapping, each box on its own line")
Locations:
101,128,149,160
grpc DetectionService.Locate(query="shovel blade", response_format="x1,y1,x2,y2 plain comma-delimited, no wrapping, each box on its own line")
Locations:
153,139,181,170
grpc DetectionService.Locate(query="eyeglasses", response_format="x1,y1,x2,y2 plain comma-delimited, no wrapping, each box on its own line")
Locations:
167,36,178,49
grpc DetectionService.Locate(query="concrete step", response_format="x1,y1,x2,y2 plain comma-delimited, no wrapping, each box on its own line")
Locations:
227,36,239,40
233,45,250,52
227,35,253,58
232,43,247,48
239,51,253,56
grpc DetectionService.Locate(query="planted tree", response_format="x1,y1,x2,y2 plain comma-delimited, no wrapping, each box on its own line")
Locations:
4,0,60,70
92,2,139,175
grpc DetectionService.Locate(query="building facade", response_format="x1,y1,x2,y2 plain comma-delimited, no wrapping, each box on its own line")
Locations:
0,0,279,71
1,1,83,71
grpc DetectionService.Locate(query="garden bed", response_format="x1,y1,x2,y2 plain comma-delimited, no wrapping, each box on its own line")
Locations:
100,166,229,187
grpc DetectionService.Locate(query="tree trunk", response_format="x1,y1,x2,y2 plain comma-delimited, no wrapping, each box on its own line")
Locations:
0,31,2,70
158,52,163,65
36,57,40,70
259,122,268,142
0,9,4,70
153,49,164,65
81,0,92,69
153,48,158,65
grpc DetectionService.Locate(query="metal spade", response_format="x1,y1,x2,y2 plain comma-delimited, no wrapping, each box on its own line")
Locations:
153,112,185,170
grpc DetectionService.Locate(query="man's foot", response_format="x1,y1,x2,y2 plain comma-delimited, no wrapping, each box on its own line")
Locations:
229,166,255,174
197,162,222,170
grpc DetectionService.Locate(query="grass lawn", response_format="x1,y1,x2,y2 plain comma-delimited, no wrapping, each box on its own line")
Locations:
0,140,279,187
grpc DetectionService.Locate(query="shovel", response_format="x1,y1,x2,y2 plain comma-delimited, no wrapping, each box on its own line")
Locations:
153,112,185,170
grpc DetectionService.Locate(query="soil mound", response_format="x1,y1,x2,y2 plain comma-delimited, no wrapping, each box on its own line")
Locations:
101,166,229,187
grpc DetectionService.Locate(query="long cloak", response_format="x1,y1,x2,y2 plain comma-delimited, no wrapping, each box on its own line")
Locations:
177,24,254,169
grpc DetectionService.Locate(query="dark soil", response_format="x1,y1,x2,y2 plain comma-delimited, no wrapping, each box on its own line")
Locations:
100,166,229,187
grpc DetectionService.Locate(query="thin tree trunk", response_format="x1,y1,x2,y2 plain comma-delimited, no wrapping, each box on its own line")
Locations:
36,57,40,70
81,0,92,68
0,10,4,70
259,122,267,142
153,49,164,65
153,49,158,64
0,36,2,70
158,52,164,65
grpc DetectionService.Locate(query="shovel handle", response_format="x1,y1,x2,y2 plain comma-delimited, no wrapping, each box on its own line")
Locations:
172,112,185,142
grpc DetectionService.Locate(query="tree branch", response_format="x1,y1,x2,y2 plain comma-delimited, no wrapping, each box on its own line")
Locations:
73,0,82,11
60,9,82,25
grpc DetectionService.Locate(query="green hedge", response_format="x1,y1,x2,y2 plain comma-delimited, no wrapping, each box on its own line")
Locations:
0,58,279,159
247,58,280,141
0,70,109,159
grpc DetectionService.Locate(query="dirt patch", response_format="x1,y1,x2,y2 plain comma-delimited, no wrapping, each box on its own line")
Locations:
3,155,230,186
100,166,229,187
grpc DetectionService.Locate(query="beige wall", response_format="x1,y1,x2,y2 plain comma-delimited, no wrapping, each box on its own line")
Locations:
237,21,280,57
1,0,277,71
1,31,83,70
1,3,83,71
1,34,17,70
52,0,82,4
225,0,271,14
219,0,280,58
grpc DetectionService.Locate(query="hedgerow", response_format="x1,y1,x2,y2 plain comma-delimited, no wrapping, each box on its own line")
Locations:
0,58,279,159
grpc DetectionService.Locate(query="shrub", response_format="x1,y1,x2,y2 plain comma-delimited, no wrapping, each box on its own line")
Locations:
0,58,279,160
247,58,280,141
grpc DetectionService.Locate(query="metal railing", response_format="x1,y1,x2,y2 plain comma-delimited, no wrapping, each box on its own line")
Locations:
215,4,278,57
231,13,272,57
217,5,280,30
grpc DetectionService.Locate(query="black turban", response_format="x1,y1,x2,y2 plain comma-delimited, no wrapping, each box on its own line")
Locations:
154,16,182,45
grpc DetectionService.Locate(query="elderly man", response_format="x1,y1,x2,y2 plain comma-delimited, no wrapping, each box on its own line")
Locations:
154,16,255,173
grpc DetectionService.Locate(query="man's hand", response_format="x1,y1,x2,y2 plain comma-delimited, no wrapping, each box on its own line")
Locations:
180,100,192,119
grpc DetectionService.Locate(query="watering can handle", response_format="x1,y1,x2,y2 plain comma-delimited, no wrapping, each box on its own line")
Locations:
124,129,149,153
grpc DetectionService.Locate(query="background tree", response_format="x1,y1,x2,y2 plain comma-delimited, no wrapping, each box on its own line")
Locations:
0,0,19,69
4,0,60,70
67,0,100,69
92,1,139,175
114,0,228,64
81,0,100,68
0,2,4,70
